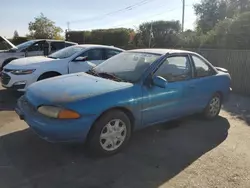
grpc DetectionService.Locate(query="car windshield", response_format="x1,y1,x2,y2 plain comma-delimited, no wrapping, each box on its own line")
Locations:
14,40,35,50
48,46,85,59
93,52,161,83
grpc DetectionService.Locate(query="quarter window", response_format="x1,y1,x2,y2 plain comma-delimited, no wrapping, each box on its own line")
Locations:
155,56,191,82
192,55,213,77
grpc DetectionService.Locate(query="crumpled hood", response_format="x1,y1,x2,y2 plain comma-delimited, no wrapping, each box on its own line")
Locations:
26,73,133,106
5,56,55,69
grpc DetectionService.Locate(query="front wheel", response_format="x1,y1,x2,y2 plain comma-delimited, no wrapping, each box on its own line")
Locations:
203,93,222,119
37,72,60,81
87,110,132,157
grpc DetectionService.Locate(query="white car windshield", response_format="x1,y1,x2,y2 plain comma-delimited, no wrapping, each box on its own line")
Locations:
94,52,161,82
48,46,85,59
14,40,35,51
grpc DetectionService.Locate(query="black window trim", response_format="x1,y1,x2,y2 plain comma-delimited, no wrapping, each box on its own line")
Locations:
152,53,194,83
190,54,217,78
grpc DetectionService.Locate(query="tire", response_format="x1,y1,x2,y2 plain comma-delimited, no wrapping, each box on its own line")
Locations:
87,110,132,157
1,58,16,71
203,93,222,120
37,72,60,81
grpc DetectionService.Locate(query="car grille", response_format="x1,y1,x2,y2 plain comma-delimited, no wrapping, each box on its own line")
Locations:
1,73,11,85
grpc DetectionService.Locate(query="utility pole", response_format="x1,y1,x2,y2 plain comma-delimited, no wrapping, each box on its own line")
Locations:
149,22,153,48
67,22,70,31
182,0,185,32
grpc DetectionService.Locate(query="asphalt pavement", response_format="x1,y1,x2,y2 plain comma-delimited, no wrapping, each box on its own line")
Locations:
0,85,250,188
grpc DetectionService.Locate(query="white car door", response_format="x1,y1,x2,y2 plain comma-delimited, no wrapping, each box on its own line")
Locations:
25,41,45,57
68,48,105,73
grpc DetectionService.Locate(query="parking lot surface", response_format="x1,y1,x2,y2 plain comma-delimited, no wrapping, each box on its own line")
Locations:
0,85,250,188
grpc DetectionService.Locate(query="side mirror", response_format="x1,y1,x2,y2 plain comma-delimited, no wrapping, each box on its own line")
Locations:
74,56,88,62
152,76,167,88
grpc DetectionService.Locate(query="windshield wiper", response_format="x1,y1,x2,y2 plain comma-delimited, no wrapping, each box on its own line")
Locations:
98,72,126,82
86,68,99,76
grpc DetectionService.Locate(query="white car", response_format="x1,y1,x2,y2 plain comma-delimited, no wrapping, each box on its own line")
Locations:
1,44,124,91
0,36,77,71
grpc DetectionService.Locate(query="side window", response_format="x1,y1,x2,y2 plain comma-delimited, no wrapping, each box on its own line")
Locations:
28,41,44,52
192,55,213,78
104,49,122,60
155,56,191,82
51,42,65,51
81,49,104,60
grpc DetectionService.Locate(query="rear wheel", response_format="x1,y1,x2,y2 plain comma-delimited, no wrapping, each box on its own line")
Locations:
87,110,132,157
203,93,222,119
37,72,60,81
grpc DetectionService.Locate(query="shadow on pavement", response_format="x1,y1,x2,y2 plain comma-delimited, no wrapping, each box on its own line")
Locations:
223,94,250,126
0,116,230,188
0,88,23,111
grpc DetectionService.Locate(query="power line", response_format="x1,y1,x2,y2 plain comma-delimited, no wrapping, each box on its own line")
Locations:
68,0,156,25
109,5,191,29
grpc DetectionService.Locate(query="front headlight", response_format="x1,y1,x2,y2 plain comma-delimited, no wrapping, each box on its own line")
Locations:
37,106,80,119
11,69,36,75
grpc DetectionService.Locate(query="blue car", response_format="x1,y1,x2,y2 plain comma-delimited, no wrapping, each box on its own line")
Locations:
15,49,231,156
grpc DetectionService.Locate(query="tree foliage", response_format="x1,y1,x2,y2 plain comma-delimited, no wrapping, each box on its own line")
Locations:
225,12,250,49
66,28,132,48
135,20,181,48
28,13,63,39
185,11,250,49
194,0,250,34
13,30,19,39
194,0,227,33
65,5,250,50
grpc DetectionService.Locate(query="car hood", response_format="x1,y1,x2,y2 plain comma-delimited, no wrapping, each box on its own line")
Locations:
5,56,55,69
0,36,17,50
26,73,133,106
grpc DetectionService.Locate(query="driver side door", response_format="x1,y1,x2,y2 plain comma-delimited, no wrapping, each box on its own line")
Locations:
141,55,192,126
68,48,105,74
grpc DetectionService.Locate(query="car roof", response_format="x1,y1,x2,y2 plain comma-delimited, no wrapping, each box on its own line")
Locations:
128,48,195,55
76,44,124,51
30,39,77,44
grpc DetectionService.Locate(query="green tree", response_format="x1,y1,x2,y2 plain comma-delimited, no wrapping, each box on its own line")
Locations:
28,13,63,39
199,18,233,48
194,0,227,33
225,11,250,49
65,28,132,48
177,30,202,48
227,0,250,17
13,30,19,39
137,20,181,48
199,11,250,49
